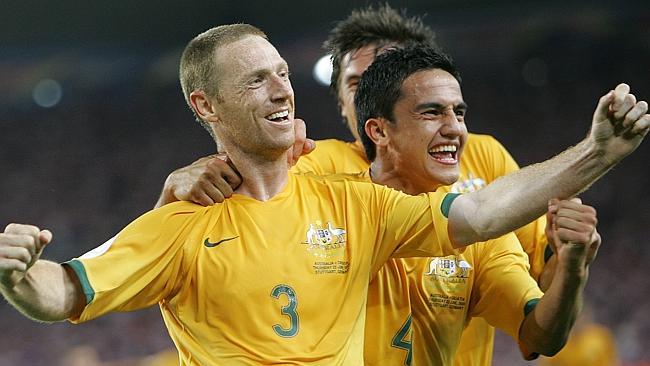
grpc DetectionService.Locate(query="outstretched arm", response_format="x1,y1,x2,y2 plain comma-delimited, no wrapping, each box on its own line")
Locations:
449,83,649,246
519,199,600,356
0,224,85,321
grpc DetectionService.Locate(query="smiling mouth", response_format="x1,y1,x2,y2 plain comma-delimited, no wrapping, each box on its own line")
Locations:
265,110,290,124
428,145,458,164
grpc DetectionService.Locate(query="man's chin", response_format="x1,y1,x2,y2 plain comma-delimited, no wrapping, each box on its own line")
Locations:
433,172,461,187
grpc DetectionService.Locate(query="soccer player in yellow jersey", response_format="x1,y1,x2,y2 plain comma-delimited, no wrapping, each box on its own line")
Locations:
0,23,648,366
354,44,604,365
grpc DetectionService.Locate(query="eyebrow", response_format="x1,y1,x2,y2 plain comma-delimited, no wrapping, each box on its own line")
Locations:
241,60,289,81
415,101,468,111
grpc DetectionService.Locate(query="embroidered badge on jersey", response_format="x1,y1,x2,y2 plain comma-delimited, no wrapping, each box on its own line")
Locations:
302,220,349,274
423,256,473,311
450,172,486,193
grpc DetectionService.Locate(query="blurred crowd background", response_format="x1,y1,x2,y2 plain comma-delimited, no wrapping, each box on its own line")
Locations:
1,1,648,365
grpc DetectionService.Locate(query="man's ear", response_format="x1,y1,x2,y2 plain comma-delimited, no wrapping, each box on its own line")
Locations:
190,90,219,123
364,117,390,148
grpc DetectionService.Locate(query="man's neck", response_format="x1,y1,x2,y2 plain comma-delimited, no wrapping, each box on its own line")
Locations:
228,149,290,202
369,159,440,196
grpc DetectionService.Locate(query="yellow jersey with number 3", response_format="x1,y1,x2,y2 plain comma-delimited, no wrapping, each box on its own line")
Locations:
66,172,456,365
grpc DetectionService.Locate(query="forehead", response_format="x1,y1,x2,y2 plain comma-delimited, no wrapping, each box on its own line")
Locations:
399,69,463,105
340,43,398,79
214,35,286,78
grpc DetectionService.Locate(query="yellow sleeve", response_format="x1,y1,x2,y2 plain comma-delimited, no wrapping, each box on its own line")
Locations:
351,181,457,274
476,134,549,281
66,202,204,323
468,233,544,342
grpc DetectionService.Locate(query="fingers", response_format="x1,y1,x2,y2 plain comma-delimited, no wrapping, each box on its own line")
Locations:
611,92,636,121
585,231,602,265
4,223,48,254
551,200,597,245
630,114,650,135
186,158,241,205
221,158,243,189
39,230,53,246
189,180,226,205
610,83,631,117
303,138,316,156
0,246,31,269
293,118,307,160
287,118,314,166
594,90,614,121
0,224,50,273
622,101,648,130
606,83,650,137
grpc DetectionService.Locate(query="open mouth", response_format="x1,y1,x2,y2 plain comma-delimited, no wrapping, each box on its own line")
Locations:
428,144,458,164
265,110,290,124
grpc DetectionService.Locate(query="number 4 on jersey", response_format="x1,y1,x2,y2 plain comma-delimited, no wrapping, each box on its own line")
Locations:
391,314,413,366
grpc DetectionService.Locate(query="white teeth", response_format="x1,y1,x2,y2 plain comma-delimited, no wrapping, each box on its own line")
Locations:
428,145,457,153
266,110,289,120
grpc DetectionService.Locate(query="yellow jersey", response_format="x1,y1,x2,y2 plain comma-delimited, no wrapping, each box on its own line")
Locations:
66,172,456,365
355,170,543,366
293,135,548,365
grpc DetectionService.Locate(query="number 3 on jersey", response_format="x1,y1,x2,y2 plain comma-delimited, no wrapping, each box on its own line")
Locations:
391,313,413,366
271,284,299,337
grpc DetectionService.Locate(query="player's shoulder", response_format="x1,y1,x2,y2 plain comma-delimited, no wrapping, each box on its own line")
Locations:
314,138,354,149
311,139,361,157
294,170,370,185
465,132,507,151
139,201,210,224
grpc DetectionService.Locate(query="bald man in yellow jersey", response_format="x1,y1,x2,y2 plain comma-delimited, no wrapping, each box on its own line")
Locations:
2,22,648,366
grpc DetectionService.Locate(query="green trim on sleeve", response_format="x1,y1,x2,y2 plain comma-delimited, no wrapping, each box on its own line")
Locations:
64,259,95,304
440,193,461,218
544,244,554,263
523,298,541,316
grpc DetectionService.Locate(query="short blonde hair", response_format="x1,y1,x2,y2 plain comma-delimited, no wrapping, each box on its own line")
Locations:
179,24,267,135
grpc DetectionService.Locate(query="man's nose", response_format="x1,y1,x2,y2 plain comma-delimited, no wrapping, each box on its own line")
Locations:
270,74,294,102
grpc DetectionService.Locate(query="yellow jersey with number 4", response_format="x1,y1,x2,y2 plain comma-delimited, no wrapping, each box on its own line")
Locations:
294,135,548,366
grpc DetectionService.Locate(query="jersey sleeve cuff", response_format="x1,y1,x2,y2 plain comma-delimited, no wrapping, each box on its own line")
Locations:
440,193,461,218
64,259,95,305
519,297,542,360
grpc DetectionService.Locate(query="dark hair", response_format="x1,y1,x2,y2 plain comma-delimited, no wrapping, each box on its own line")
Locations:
180,24,267,138
355,45,461,161
324,3,437,98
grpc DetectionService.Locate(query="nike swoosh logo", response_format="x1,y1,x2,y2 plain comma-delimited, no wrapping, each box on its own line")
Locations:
204,236,239,248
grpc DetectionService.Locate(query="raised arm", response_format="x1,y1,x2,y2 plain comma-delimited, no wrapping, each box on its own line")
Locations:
519,199,600,356
0,224,85,321
449,83,649,246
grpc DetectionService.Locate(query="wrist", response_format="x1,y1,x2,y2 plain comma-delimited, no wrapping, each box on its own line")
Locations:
584,135,619,168
556,260,589,285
